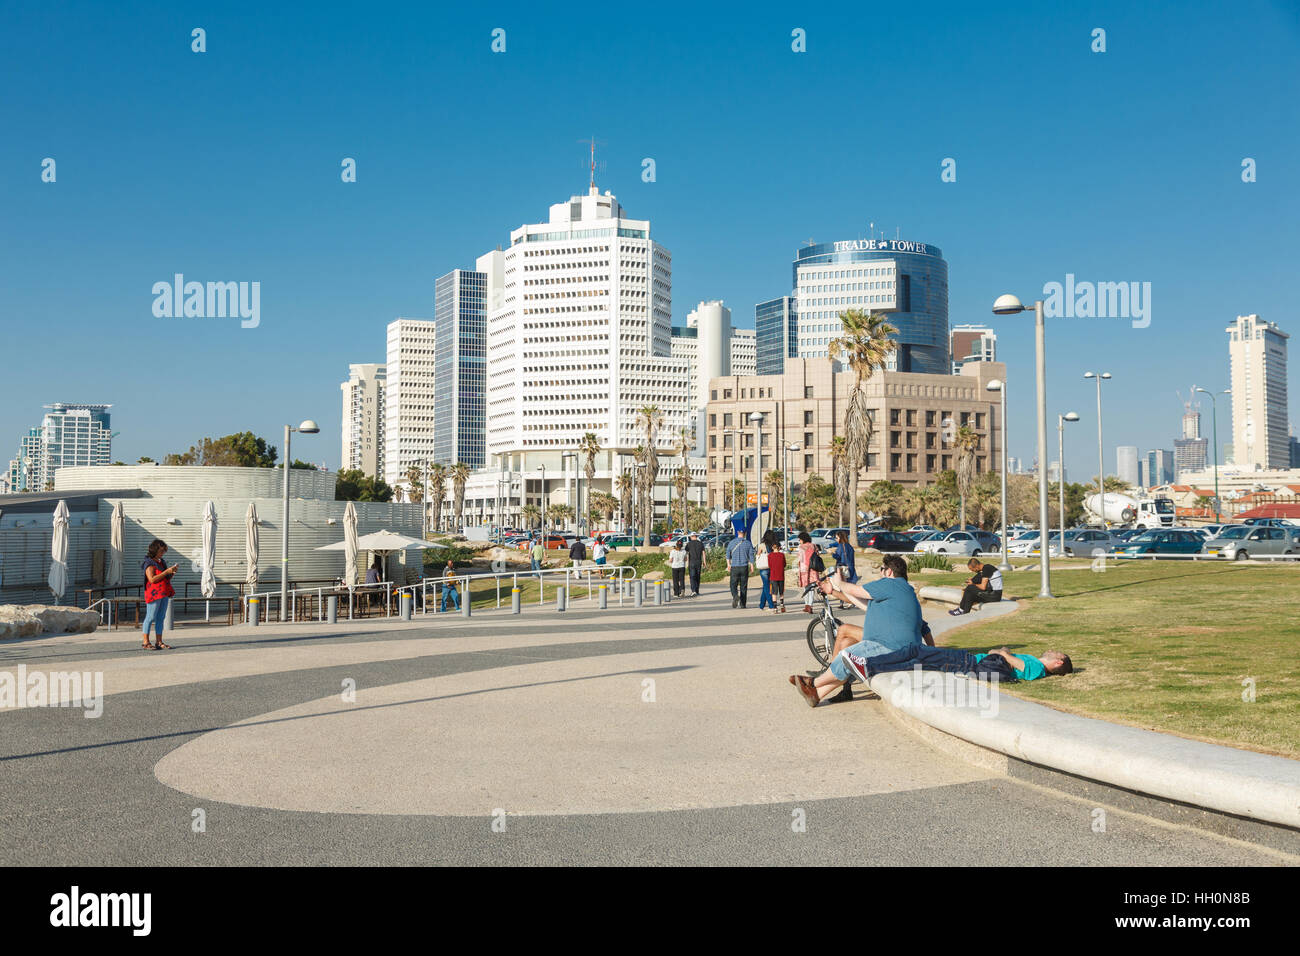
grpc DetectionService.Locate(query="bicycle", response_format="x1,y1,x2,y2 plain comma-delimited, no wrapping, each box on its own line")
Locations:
801,573,845,669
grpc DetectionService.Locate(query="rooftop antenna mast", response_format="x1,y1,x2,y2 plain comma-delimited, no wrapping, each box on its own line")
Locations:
579,136,607,193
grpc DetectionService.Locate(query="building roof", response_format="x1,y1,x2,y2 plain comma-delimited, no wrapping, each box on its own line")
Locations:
1232,503,1300,519
0,488,144,513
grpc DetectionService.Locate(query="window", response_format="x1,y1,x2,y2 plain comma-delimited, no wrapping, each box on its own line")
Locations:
890,431,901,448
723,433,733,448
804,454,814,470
960,412,970,427
906,410,916,427
804,386,814,399
803,410,814,425
709,435,716,449
926,433,936,449
804,432,813,446
890,454,901,471
710,390,717,401
906,454,917,472
709,414,716,427
724,390,732,399
723,413,733,427
927,454,936,472
926,411,936,427
890,409,901,426
975,413,984,429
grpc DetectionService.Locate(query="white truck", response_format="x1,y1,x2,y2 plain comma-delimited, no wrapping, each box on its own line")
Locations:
1082,492,1176,530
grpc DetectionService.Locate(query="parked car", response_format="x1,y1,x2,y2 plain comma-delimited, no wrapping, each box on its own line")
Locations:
914,530,983,556
1115,529,1206,557
809,528,851,551
1111,528,1146,543
1057,528,1119,557
1204,525,1297,560
858,531,917,553
1240,517,1300,529
906,525,937,534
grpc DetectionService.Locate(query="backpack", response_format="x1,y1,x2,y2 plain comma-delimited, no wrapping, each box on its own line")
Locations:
809,551,825,573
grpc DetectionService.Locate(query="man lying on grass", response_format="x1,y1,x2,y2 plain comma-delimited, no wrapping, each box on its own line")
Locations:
790,642,1074,708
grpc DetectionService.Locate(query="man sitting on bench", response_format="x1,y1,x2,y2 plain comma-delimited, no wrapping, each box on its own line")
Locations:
950,557,1003,616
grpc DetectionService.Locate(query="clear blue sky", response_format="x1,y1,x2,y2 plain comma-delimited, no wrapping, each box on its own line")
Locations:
3,0,1297,481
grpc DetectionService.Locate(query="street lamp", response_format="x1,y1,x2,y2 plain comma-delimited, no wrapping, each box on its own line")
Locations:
985,380,1010,572
1058,412,1080,550
749,411,764,538
783,441,801,541
538,463,546,539
725,428,743,514
1194,387,1231,522
633,460,647,548
1083,372,1112,528
561,451,578,534
280,419,320,621
992,293,1053,598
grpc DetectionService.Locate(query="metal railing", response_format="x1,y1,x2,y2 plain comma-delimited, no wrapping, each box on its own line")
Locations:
241,563,640,624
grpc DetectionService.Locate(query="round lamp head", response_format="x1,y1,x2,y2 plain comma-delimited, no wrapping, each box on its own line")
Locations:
298,420,321,434
748,412,764,423
986,379,1003,392
1064,412,1080,422
1100,372,1112,380
992,294,1025,315
1084,371,1096,379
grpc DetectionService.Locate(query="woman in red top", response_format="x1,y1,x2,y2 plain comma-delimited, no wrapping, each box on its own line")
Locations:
141,539,177,649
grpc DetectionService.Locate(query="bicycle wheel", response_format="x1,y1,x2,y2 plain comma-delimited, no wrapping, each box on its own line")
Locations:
806,615,836,669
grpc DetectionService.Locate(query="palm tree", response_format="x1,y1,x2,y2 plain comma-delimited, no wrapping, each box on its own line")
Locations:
546,503,573,530
828,309,897,531
673,465,691,530
901,484,944,528
578,431,601,535
614,471,634,533
861,479,902,527
449,462,470,533
405,464,425,503
725,478,746,513
673,425,692,531
426,463,448,533
829,436,850,527
952,425,981,530
970,488,1000,529
764,470,785,530
521,503,540,533
636,406,664,543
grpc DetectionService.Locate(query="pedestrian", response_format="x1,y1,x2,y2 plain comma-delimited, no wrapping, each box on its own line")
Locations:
530,537,544,573
832,529,858,609
767,534,787,613
592,539,608,574
685,531,706,595
669,539,688,596
725,529,756,609
140,539,176,650
757,530,777,611
796,531,818,613
440,559,461,612
365,556,382,585
569,536,587,566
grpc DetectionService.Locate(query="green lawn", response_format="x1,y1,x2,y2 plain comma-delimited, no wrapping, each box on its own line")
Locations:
921,561,1300,758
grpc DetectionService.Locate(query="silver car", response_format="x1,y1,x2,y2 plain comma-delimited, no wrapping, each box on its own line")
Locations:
914,530,982,556
1059,528,1119,557
1205,525,1297,560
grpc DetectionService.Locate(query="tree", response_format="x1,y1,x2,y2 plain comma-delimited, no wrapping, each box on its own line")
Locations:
450,462,470,532
426,463,447,532
136,456,155,464
901,484,946,528
673,425,692,531
970,488,999,529
164,431,278,467
829,436,850,527
393,486,404,503
335,469,394,502
635,407,664,543
614,472,634,532
546,503,573,529
673,465,691,530
405,464,425,504
953,425,981,529
687,504,712,532
1092,474,1131,494
290,459,317,470
578,431,601,535
764,469,785,530
521,503,541,533
828,309,897,530
860,480,902,526
590,491,618,525
725,478,746,513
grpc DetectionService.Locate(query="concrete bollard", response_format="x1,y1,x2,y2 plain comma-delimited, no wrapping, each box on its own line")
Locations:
598,583,608,609
248,598,260,626
327,594,337,624
664,581,672,604
164,600,174,631
400,592,412,621
511,587,521,614
462,590,471,617
652,580,662,606
634,579,644,607
557,586,567,612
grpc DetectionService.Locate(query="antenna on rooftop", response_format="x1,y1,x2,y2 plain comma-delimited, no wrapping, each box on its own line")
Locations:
578,136,608,192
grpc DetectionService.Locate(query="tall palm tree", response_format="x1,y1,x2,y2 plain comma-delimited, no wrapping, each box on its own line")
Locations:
861,479,902,527
590,491,618,526
614,471,634,533
952,425,980,530
673,465,690,530
521,503,540,533
764,470,785,530
829,436,850,527
828,309,897,532
673,425,692,531
449,462,470,533
426,463,448,533
405,464,425,503
970,488,999,529
901,484,944,528
578,431,601,535
636,406,664,542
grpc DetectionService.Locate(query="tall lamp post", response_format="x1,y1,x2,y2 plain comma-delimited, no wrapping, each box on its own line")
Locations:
633,460,647,548
561,451,578,533
985,380,1011,572
1083,371,1112,527
992,294,1053,598
749,412,765,539
1057,412,1080,550
538,463,546,540
1194,387,1231,522
783,441,801,540
726,428,742,516
280,419,320,621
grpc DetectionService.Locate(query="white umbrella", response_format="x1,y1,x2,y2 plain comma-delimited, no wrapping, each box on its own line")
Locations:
48,500,70,601
343,500,359,586
200,500,218,599
245,503,259,593
106,502,124,587
316,528,442,583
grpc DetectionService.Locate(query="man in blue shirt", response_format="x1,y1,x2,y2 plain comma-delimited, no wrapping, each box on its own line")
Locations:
726,531,756,608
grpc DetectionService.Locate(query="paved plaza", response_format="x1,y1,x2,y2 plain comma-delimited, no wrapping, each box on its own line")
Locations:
1,591,1293,866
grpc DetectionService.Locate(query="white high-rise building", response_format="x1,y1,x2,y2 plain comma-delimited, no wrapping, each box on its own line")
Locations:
1227,314,1289,470
384,318,437,490
730,328,756,377
340,363,386,479
7,404,113,491
483,186,690,462
1116,445,1140,487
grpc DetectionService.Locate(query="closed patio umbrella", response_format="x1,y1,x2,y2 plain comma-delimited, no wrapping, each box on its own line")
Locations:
106,502,125,588
343,501,359,587
245,503,259,593
200,501,218,599
48,500,70,601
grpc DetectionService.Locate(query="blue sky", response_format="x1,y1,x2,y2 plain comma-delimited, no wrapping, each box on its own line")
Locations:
2,0,1297,480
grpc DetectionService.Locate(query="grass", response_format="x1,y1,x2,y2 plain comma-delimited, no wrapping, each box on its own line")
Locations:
923,561,1300,758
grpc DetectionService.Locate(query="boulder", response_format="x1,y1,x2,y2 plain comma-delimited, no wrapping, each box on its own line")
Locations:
0,606,42,640
0,604,99,639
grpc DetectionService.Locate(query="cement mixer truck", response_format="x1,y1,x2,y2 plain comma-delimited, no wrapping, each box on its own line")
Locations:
1082,492,1176,530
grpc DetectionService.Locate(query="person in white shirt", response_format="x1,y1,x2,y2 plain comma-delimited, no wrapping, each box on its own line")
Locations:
668,540,688,596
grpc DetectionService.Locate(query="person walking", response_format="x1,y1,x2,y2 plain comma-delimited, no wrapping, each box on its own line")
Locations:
767,534,788,613
796,531,818,613
726,529,756,609
757,530,776,611
440,559,461,612
140,539,176,650
669,539,688,596
831,529,858,610
569,536,587,566
685,531,706,596
530,537,544,574
592,539,608,576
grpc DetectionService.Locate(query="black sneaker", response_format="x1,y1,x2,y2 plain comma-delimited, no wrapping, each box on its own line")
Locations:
830,684,854,703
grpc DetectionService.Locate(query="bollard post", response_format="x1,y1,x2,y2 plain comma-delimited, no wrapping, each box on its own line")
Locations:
652,580,662,606
664,581,672,604
598,583,607,609
327,594,337,624
248,598,260,626
164,599,174,631
634,579,644,607
511,587,521,614
400,592,412,621
462,590,471,617
557,586,567,612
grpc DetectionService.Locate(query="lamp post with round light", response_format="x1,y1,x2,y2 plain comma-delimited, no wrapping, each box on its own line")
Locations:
1083,372,1112,528
1058,412,1080,549
280,419,320,621
992,294,1053,598
749,411,764,539
783,441,801,542
985,379,1010,571
1193,387,1230,522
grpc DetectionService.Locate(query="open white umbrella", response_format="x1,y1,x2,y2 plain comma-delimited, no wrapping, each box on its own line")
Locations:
48,500,70,601
343,500,358,587
316,529,442,582
245,503,259,593
106,502,124,587
200,500,218,599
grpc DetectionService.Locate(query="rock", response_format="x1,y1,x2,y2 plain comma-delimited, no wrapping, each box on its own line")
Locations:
0,604,98,639
0,606,42,640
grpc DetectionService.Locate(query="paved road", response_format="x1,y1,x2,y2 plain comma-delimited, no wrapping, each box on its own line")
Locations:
1,589,1292,865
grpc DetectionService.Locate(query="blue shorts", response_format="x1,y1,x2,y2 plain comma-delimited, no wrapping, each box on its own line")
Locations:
830,638,896,682
595,556,606,565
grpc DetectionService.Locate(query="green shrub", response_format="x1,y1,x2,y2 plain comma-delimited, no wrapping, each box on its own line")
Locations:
907,552,953,573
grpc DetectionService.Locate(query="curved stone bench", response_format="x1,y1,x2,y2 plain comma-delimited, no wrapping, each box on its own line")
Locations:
917,585,965,605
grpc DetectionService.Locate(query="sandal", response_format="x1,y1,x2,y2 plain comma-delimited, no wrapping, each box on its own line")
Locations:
141,641,155,649
156,641,172,650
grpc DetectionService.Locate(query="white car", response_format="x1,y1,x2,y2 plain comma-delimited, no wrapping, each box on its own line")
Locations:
913,530,982,556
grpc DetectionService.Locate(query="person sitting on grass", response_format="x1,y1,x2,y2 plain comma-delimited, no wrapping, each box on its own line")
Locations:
791,642,1073,708
949,557,1003,616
